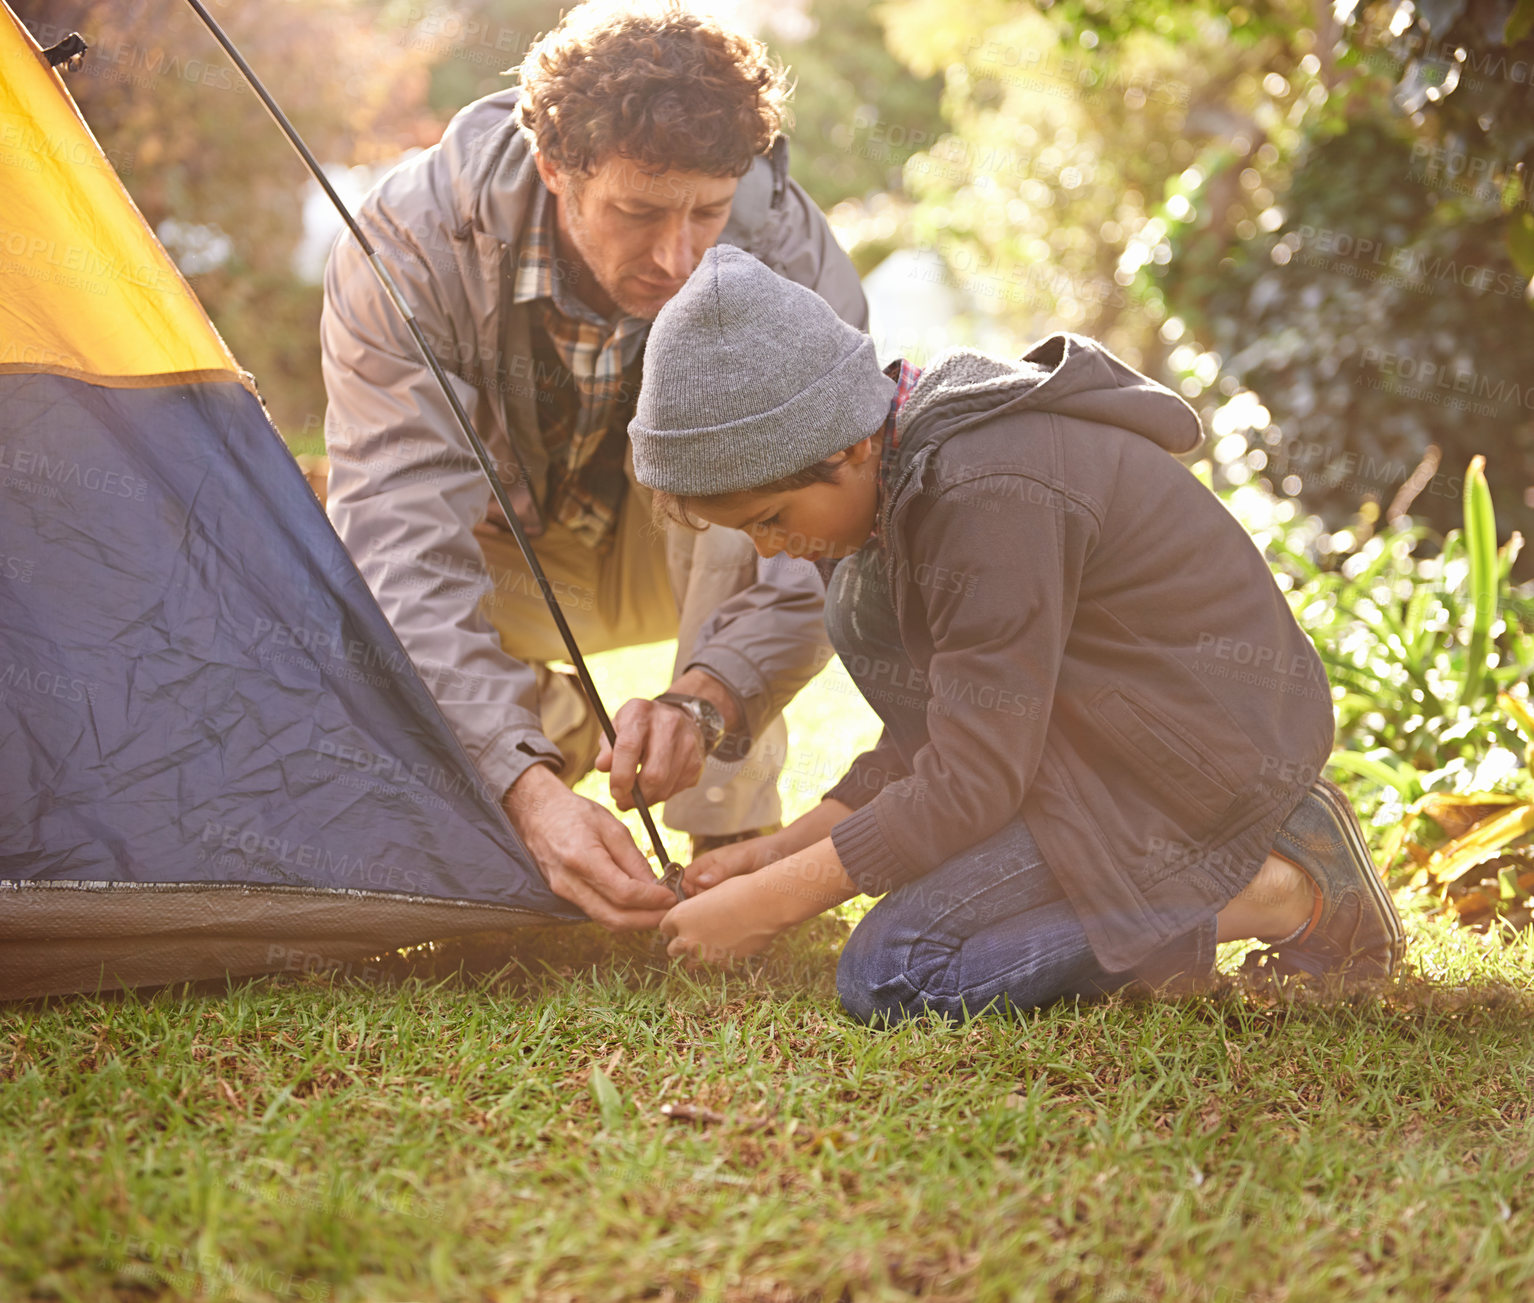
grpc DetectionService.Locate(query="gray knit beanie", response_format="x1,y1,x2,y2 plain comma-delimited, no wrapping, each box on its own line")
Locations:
629,245,896,497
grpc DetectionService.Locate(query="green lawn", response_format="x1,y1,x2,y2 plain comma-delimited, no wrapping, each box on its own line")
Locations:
3,646,1533,1302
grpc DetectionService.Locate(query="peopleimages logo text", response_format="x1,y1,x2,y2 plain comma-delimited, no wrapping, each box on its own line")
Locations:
199,821,427,894
1293,225,1529,298
1359,348,1534,412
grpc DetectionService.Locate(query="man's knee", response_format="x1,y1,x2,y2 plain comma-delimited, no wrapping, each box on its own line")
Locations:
667,514,758,602
536,665,602,784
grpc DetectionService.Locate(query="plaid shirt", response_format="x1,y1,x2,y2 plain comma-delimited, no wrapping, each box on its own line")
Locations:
511,187,650,550
872,358,922,551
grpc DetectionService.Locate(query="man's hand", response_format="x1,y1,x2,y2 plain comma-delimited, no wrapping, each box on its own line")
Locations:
594,696,707,810
594,668,744,810
503,765,674,931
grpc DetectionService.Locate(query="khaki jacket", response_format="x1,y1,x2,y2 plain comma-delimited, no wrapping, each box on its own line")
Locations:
827,337,1335,977
320,91,867,798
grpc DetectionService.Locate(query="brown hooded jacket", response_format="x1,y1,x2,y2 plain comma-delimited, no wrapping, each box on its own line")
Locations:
827,335,1335,979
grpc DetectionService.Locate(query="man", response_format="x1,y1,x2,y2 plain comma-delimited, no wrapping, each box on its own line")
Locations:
319,3,866,932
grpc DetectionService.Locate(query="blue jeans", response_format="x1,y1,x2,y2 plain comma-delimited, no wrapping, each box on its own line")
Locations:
825,546,1217,1025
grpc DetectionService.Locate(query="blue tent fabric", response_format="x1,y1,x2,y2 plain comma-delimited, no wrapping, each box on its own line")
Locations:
0,370,579,919
0,5,592,998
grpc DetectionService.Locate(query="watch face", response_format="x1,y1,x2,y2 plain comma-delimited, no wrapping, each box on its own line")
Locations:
658,694,722,753
685,697,723,751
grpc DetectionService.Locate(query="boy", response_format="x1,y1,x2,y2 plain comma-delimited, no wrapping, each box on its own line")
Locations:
631,246,1404,1023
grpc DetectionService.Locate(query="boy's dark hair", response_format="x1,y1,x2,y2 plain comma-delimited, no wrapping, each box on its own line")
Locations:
514,3,790,179
651,455,845,531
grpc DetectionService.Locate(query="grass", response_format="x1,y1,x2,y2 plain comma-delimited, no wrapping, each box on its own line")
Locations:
3,646,1534,1302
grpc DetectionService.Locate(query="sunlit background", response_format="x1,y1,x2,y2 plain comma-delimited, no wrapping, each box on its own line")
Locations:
16,0,1532,555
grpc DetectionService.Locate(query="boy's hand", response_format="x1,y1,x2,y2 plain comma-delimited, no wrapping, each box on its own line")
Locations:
659,873,795,963
683,835,785,895
662,836,859,965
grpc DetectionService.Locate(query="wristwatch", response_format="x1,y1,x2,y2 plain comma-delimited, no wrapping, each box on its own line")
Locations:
654,692,726,757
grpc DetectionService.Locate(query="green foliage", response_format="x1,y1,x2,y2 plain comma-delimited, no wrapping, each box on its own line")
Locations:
1240,456,1534,919
863,0,1341,358
410,0,565,114
868,1,1534,571
1338,0,1534,212
1143,3,1534,566
1264,462,1532,788
1157,109,1534,569
772,0,946,210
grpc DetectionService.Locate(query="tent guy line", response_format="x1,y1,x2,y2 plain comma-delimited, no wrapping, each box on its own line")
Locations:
176,0,685,901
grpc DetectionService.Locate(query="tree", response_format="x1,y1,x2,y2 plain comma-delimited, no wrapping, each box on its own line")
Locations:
14,0,440,440
769,0,945,215
864,0,1533,567
1153,0,1534,563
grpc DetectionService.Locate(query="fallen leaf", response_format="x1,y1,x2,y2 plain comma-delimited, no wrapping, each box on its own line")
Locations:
589,1066,624,1129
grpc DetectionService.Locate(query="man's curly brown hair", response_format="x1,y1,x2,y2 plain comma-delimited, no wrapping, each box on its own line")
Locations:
513,2,790,179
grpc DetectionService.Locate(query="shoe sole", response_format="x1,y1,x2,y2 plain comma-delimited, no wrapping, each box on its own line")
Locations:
1311,778,1407,978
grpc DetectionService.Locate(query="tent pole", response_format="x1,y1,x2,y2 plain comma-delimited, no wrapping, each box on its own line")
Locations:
178,0,684,899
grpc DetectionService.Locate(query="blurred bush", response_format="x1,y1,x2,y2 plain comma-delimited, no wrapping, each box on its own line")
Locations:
1159,94,1534,575
852,0,1533,572
14,0,442,441
1237,456,1534,928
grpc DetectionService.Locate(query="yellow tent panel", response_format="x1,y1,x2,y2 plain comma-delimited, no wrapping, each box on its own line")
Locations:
0,6,240,387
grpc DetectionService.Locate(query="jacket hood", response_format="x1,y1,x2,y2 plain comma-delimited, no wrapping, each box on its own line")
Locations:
896,333,1203,462
356,88,537,262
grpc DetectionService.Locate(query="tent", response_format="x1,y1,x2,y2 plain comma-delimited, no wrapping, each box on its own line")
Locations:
0,5,584,999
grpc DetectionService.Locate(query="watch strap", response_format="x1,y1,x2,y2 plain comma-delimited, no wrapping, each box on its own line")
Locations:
654,692,725,756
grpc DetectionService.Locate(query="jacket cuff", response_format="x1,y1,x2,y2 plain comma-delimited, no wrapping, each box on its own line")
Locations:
472,725,565,803
682,644,767,752
831,802,922,898
824,763,887,812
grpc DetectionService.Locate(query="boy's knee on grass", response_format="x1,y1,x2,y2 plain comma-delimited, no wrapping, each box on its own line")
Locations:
836,921,918,1025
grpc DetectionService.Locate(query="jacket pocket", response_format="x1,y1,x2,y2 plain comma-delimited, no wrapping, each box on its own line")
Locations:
1090,685,1241,827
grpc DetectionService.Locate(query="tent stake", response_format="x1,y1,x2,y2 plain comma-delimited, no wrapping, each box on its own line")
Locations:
179,0,684,901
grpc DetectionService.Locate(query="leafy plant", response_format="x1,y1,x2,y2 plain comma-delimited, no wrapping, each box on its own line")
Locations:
1266,458,1534,923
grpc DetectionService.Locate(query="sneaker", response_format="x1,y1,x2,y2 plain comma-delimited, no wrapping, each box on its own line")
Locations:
1241,777,1406,985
